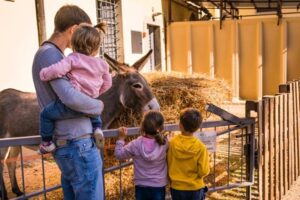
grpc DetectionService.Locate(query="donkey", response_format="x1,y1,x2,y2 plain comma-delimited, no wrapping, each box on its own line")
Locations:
0,50,159,199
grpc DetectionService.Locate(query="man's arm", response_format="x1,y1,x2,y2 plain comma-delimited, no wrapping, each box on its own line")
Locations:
40,57,72,81
50,78,103,115
38,47,103,116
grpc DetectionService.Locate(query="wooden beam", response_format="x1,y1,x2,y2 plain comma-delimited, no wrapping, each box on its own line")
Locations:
35,0,46,45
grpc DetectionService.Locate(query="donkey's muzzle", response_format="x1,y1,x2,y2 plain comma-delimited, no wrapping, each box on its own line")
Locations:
143,98,160,111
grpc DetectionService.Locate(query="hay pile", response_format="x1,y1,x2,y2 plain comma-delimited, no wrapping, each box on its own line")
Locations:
110,72,232,127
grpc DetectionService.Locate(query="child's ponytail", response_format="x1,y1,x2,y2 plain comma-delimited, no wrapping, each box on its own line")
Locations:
154,131,166,146
94,22,107,34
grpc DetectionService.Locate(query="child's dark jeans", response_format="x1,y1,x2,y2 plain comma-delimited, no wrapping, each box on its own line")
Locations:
135,185,165,200
40,100,102,141
170,186,208,200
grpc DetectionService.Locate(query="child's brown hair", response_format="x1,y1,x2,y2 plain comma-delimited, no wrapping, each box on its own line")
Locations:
140,110,166,145
180,108,203,133
71,22,106,56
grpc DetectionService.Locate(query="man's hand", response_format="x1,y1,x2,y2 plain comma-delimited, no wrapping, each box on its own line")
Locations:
118,127,128,140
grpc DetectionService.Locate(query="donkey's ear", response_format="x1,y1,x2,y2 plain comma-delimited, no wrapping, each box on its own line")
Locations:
132,49,153,71
104,53,126,72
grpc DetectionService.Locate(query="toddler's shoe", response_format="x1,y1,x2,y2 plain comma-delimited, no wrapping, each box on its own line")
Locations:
94,128,105,149
37,141,56,154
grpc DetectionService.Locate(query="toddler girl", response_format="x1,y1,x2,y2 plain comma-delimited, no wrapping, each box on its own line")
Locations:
38,23,111,154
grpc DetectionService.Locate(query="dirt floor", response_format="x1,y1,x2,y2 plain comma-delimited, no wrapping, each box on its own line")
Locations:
282,177,300,200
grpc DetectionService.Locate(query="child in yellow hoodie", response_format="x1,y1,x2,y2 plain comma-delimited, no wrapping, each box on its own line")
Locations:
168,108,210,200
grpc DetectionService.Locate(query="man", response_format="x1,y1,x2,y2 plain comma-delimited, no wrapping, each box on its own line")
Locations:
32,5,104,200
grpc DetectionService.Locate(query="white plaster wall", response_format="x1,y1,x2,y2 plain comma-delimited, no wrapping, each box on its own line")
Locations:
120,0,166,72
0,0,97,92
0,0,39,92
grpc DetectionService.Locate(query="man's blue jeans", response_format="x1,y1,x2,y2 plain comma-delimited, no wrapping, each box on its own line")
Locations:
135,185,165,200
53,138,104,200
40,100,102,141
170,187,208,200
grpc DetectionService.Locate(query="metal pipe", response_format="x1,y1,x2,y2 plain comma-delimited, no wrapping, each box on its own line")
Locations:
4,118,256,199
20,146,26,197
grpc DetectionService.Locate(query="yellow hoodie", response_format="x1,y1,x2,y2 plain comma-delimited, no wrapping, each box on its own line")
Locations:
167,134,210,190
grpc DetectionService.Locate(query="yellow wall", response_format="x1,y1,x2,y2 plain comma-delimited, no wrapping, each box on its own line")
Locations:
190,23,212,75
238,20,261,100
162,0,193,23
287,19,300,81
262,20,283,95
213,21,234,83
169,23,191,73
167,16,300,100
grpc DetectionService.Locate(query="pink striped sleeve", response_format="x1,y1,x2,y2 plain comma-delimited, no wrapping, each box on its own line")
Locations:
40,57,72,81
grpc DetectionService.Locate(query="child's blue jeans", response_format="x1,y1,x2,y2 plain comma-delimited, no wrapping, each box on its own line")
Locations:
170,186,208,200
135,185,165,200
40,100,102,141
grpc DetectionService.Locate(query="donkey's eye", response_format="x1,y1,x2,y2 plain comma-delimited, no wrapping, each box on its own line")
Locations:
132,83,143,89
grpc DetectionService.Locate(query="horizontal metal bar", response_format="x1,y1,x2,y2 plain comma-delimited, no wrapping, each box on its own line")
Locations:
104,161,133,173
13,185,61,200
208,181,253,193
0,120,254,148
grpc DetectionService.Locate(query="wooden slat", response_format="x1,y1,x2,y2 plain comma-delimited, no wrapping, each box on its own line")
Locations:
288,91,294,187
263,97,270,200
296,81,300,176
290,82,297,180
283,93,289,192
278,94,284,199
274,95,280,200
257,101,263,200
269,97,275,200
293,82,299,177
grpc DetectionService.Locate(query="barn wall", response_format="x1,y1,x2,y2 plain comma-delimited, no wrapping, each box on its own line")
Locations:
0,0,39,92
0,0,166,93
0,0,97,92
168,16,300,100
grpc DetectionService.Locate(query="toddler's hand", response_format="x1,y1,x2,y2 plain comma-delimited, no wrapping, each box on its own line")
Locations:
118,127,128,140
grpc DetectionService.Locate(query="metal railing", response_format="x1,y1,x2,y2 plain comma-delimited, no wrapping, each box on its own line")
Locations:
0,118,256,200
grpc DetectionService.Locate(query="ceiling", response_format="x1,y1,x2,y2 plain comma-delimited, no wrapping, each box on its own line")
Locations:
185,0,300,20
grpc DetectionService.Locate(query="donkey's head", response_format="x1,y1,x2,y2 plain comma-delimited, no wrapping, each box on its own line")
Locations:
104,50,160,113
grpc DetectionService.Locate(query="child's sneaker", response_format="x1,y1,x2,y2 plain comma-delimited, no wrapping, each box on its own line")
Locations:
37,141,56,154
94,128,104,149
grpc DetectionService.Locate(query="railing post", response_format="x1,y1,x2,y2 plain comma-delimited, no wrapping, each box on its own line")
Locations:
245,101,258,200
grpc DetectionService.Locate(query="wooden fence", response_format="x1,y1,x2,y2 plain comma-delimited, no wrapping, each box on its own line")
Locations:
246,80,300,200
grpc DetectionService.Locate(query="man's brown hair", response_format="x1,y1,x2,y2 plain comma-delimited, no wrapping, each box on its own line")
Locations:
54,5,91,32
71,23,106,55
180,108,203,133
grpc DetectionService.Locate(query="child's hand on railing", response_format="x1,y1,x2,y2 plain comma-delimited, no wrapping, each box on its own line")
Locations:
118,127,128,140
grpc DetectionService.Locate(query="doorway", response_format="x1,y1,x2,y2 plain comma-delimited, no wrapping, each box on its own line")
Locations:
148,25,161,71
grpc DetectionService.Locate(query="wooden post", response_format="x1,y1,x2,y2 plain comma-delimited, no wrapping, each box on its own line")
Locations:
269,96,275,200
288,90,294,187
274,95,280,200
35,0,46,45
284,93,289,191
257,101,263,200
280,84,290,191
296,81,300,176
278,94,284,198
263,97,270,200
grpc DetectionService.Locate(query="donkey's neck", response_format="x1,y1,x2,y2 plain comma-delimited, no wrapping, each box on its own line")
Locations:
99,76,123,129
